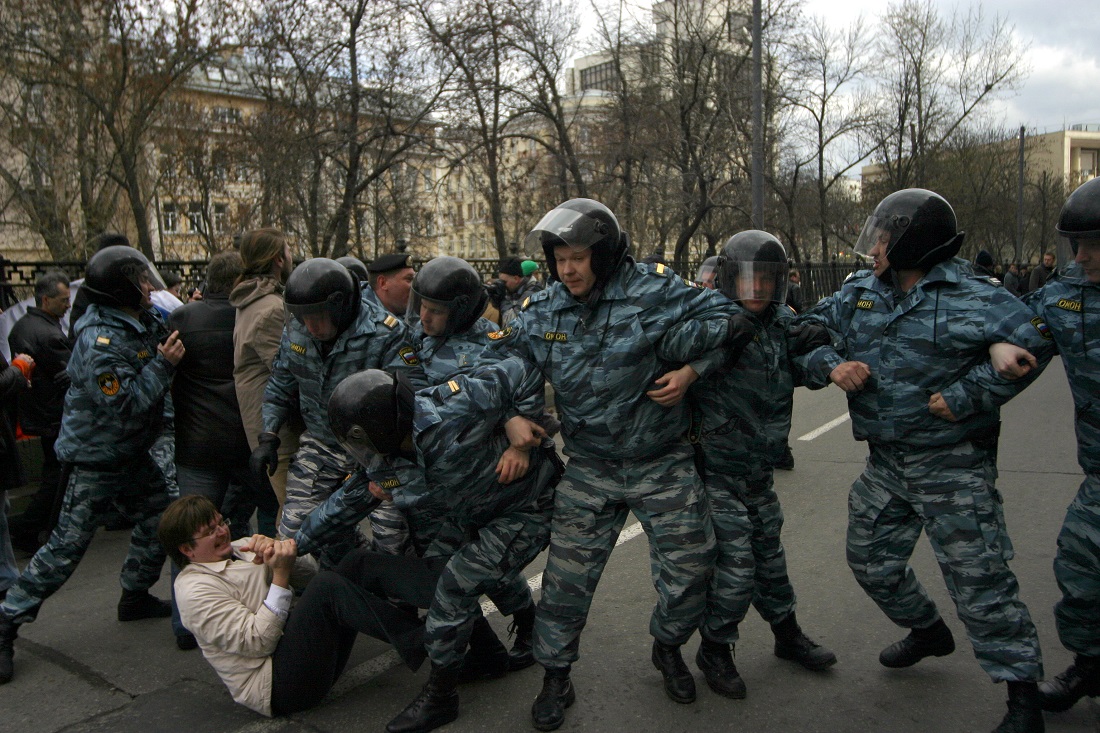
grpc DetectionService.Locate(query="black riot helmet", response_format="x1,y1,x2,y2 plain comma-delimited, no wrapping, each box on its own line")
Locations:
715,231,789,307
695,256,720,289
284,258,361,339
335,255,370,282
854,189,965,271
524,198,630,290
83,245,167,309
407,256,487,336
1057,177,1100,254
328,369,415,463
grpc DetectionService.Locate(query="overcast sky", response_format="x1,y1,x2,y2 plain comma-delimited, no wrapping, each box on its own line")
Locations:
800,0,1100,131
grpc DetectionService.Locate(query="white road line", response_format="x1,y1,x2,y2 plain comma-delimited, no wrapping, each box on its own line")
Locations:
232,519,648,729
797,413,850,441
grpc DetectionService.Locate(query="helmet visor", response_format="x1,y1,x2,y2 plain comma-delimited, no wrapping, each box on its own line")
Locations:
119,259,167,295
284,292,347,324
854,213,913,260
406,287,454,336
695,261,718,288
719,260,789,306
337,423,381,468
524,208,614,256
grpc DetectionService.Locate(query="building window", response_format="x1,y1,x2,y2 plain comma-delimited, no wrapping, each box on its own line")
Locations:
579,61,618,92
1081,149,1099,180
162,203,178,233
187,202,205,233
213,203,228,233
212,106,241,125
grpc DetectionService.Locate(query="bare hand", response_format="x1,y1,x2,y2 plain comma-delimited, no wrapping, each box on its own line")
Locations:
13,353,34,368
264,539,297,572
495,446,530,484
504,415,547,450
928,392,958,422
368,480,392,501
989,342,1037,380
158,330,185,365
646,365,699,407
241,534,276,564
829,361,871,392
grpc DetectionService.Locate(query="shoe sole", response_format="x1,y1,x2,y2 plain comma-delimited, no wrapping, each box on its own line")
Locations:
532,683,576,732
879,645,955,669
385,709,459,733
703,675,747,700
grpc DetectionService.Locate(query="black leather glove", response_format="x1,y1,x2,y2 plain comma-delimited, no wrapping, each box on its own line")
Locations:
787,322,831,356
725,313,756,362
249,432,281,478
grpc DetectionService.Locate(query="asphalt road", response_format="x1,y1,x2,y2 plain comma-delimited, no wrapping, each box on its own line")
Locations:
2,358,1097,733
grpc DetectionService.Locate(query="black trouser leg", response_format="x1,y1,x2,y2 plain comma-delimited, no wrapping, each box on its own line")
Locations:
270,570,426,715
336,548,446,609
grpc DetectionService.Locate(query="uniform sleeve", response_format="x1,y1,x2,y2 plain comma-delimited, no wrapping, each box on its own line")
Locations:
261,333,295,434
82,340,174,419
937,290,1057,419
175,571,285,658
655,280,737,363
481,313,546,421
790,292,849,389
294,469,380,557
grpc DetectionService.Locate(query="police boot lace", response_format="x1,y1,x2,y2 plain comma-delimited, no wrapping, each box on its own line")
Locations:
386,664,460,733
695,639,746,699
507,604,537,671
772,613,837,671
531,668,575,732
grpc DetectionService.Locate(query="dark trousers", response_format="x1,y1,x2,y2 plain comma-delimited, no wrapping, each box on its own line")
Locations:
10,434,64,542
270,561,427,715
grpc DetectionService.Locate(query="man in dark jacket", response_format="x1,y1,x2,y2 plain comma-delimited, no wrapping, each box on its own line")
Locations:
166,251,273,649
7,272,72,552
1029,251,1056,292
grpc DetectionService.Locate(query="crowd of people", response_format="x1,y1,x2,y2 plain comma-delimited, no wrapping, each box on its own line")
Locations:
0,179,1097,733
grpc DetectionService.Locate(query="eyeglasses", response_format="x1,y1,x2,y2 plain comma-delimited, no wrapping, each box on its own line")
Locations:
190,517,230,543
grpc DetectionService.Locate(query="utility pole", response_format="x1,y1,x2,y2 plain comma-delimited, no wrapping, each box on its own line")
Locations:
1016,125,1025,263
751,0,764,229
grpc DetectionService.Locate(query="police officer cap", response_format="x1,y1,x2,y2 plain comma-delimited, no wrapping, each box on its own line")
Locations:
1057,177,1100,253
328,369,415,462
367,253,413,274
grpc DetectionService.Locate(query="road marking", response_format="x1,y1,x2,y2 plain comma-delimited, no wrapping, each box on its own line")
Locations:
231,519,648,729
797,413,850,441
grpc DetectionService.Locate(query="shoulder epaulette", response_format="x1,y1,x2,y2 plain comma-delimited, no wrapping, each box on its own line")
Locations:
523,290,550,309
382,314,400,329
94,335,111,347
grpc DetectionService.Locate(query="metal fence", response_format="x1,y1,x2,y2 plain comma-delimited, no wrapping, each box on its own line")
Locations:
1,256,861,311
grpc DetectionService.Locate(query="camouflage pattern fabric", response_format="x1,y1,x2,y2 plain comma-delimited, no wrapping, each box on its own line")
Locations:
533,445,716,669
0,456,170,624
55,304,174,464
417,316,498,384
487,261,734,461
697,471,754,644
848,442,1041,681
150,430,179,500
279,435,368,567
499,276,544,327
792,257,1052,683
794,258,1056,448
1025,264,1100,656
261,295,425,447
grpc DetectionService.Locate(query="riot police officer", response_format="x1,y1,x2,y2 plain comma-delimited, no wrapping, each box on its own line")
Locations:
0,246,183,684
794,189,1056,733
489,198,742,730
249,259,422,566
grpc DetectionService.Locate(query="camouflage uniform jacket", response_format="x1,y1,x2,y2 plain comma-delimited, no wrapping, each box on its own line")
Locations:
55,304,174,464
417,317,498,384
794,257,1055,449
1025,263,1100,474
500,277,544,326
414,357,551,529
690,302,801,474
262,298,422,447
489,262,734,460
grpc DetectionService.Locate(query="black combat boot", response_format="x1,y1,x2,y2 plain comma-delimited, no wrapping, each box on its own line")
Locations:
386,663,460,733
117,589,172,622
531,666,575,732
652,639,697,703
879,618,955,668
0,615,17,684
993,681,1045,733
772,612,837,671
695,638,746,699
508,603,536,671
1039,655,1100,712
457,615,510,683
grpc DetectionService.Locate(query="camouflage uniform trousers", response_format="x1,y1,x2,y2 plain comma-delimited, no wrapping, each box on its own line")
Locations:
280,435,408,567
698,471,755,644
0,454,170,625
847,441,1042,682
150,431,179,499
424,519,539,618
533,443,716,669
1053,472,1100,657
424,507,551,669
